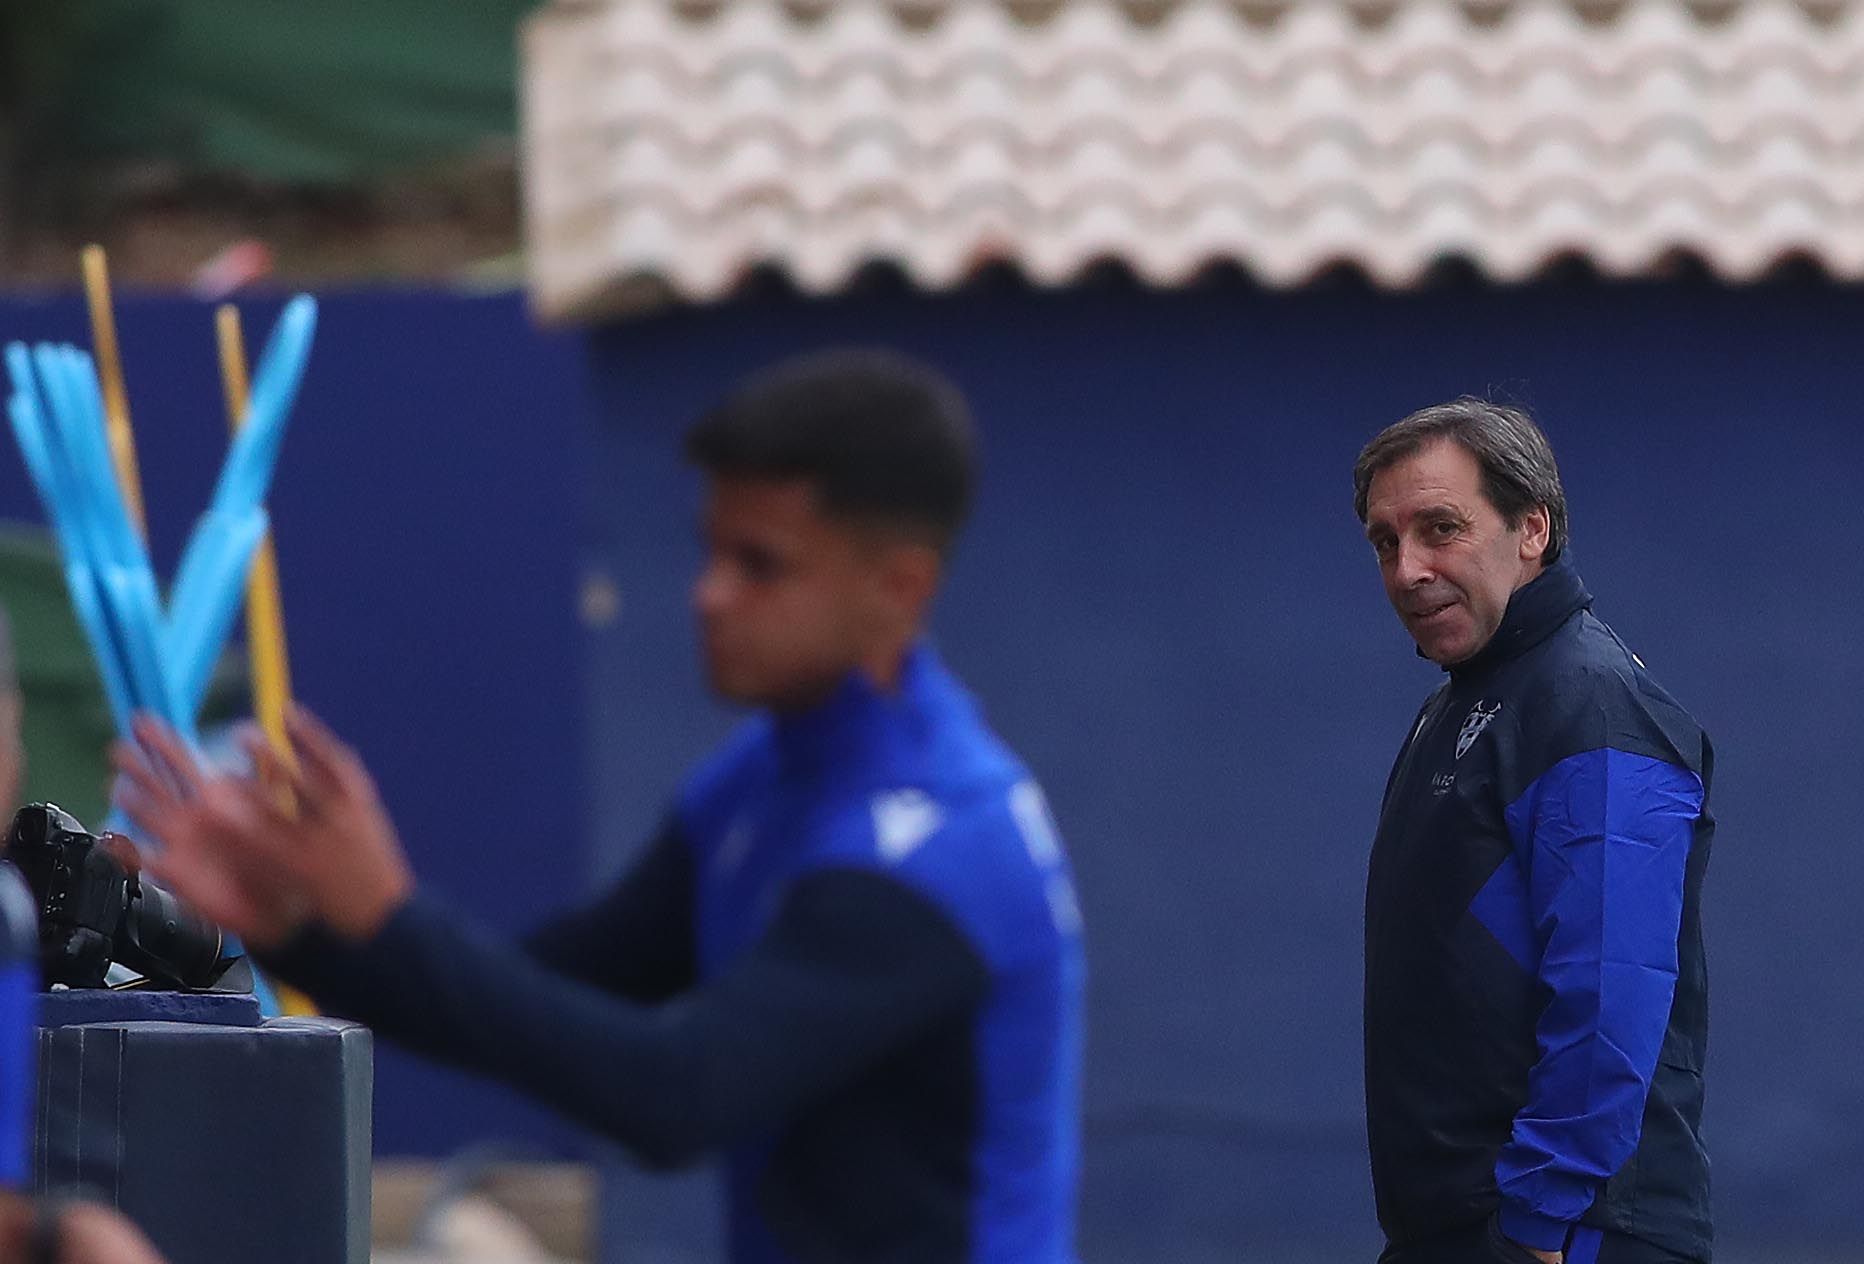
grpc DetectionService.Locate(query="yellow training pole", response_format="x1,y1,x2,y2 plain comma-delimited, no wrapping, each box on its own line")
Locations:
214,305,297,770
80,245,149,537
217,304,314,1017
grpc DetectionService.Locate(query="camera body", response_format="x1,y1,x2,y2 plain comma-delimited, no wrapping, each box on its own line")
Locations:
2,804,234,990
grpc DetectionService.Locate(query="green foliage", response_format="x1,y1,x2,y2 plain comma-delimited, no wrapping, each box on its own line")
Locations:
3,0,539,185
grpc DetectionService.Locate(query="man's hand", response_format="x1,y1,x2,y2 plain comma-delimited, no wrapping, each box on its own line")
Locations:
111,706,415,948
1507,1238,1562,1264
1490,1218,1562,1264
57,1201,170,1264
0,1192,169,1264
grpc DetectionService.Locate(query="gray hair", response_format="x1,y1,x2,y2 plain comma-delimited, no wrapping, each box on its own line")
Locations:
1352,398,1569,564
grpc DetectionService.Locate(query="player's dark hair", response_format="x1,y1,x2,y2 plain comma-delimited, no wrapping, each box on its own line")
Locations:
686,349,977,553
1353,397,1569,564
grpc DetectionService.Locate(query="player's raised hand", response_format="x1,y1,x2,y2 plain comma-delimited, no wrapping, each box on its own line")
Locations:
111,717,308,949
112,706,414,947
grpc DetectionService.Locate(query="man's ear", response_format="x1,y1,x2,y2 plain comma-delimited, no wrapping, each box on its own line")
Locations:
1517,504,1551,563
876,540,943,627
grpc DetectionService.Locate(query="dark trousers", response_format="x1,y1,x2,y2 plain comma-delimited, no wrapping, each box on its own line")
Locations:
1379,1216,1702,1264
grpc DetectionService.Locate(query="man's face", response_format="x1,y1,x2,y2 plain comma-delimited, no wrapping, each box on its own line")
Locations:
1363,438,1549,666
693,476,900,709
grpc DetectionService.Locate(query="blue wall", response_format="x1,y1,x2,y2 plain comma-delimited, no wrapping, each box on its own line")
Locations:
582,274,1864,1260
0,290,588,1158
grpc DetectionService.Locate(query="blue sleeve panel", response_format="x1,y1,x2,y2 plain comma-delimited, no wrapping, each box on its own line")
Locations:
1493,746,1704,1251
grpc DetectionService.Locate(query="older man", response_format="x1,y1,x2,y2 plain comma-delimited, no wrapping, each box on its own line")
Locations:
1355,400,1713,1264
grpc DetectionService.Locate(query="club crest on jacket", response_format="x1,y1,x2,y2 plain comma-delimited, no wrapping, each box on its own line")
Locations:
1456,701,1503,759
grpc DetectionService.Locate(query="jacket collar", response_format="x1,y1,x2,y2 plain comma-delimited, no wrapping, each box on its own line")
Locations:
1445,555,1592,679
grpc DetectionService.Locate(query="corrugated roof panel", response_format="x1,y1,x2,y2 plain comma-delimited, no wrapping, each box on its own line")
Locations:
523,1,1864,321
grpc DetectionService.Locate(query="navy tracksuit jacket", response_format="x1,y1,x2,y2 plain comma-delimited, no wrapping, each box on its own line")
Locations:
1365,558,1714,1263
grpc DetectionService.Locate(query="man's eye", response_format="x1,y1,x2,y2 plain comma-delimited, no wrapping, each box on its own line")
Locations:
1373,537,1396,557
1431,520,1459,538
739,550,781,582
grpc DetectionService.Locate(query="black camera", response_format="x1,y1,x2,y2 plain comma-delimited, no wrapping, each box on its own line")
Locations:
1,803,244,991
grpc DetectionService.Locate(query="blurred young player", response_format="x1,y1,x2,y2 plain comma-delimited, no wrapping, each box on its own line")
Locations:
117,350,1086,1264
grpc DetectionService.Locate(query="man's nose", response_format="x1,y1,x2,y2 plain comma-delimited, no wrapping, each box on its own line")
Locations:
693,562,733,615
1392,537,1433,587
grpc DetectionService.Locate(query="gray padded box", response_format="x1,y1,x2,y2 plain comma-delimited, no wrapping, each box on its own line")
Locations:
33,1007,372,1264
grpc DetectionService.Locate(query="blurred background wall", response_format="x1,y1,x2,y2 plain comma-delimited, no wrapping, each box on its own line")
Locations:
579,270,1864,1263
